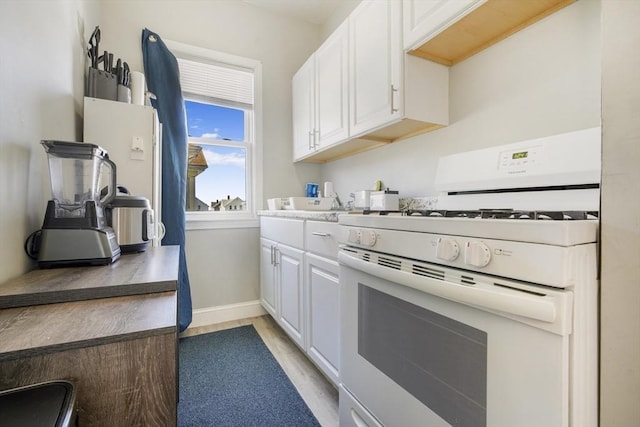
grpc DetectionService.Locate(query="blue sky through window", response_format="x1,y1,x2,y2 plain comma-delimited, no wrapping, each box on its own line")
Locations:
185,100,246,207
186,101,245,140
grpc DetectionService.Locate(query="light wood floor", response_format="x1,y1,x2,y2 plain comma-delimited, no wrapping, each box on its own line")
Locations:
181,315,339,426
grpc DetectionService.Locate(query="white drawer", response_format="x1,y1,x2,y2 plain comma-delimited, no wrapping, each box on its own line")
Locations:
260,217,304,249
305,220,340,260
339,385,383,427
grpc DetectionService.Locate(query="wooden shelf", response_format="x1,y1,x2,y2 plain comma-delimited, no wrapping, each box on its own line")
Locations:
296,137,388,163
0,292,176,360
408,0,576,66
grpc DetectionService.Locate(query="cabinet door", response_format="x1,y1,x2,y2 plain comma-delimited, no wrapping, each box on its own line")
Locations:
403,0,485,50
316,20,349,148
349,0,402,138
305,253,340,386
259,238,277,317
292,56,316,161
277,244,305,348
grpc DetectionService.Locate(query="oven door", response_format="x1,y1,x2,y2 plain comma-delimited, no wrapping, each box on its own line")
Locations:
339,248,573,427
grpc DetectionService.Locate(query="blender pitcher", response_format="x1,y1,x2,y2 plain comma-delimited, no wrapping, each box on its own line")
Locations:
42,140,116,223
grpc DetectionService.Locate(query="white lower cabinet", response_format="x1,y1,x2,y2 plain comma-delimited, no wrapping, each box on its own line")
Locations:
305,252,340,386
259,237,277,317
260,237,305,349
260,217,305,350
260,216,341,386
277,244,305,348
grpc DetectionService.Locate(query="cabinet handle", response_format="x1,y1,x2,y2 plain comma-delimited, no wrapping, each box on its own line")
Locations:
390,84,399,114
274,248,279,266
308,131,314,150
311,232,331,237
350,408,371,427
270,245,275,265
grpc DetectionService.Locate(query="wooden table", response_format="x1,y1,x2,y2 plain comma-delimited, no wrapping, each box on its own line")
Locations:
0,246,179,426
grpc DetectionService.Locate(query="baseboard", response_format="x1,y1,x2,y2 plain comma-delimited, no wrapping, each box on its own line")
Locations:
189,300,267,329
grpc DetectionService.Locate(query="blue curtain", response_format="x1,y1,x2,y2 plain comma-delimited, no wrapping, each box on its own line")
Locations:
142,28,192,332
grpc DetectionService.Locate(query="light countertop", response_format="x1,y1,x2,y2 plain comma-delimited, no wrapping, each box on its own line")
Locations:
257,209,357,222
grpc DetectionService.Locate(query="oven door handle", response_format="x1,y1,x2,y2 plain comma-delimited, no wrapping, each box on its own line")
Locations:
339,251,570,327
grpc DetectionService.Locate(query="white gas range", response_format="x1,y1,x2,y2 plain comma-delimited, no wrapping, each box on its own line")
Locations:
338,127,600,427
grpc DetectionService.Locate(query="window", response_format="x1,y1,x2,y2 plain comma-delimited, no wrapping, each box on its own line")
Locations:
168,41,262,229
183,99,248,212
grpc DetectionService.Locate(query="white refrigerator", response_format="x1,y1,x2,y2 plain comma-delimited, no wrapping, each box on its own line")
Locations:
83,97,163,246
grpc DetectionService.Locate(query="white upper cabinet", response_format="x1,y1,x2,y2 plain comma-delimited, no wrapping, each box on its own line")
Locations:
292,0,577,162
292,0,449,163
349,0,402,137
293,22,349,162
292,55,315,161
349,0,449,147
403,0,486,51
316,21,349,149
404,0,576,66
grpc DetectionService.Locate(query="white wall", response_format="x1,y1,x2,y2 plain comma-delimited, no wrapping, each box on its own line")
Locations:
321,0,601,200
600,1,640,424
0,0,98,283
320,0,361,41
97,0,322,310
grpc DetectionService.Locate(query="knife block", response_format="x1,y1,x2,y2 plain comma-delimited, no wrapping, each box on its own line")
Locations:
116,84,131,103
86,67,117,101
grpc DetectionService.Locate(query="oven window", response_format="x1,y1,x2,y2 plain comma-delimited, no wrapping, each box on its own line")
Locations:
358,284,487,427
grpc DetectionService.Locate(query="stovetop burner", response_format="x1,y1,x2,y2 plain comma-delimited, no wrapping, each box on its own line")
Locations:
403,209,599,220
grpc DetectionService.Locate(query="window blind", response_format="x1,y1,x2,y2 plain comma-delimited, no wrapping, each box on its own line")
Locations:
177,58,254,107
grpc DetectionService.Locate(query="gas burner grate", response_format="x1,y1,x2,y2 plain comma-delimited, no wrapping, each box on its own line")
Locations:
403,209,598,220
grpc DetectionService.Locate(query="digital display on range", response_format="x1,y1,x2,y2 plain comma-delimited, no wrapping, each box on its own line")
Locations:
512,151,528,160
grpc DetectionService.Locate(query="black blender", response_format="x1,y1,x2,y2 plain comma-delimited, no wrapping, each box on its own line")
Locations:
32,140,121,267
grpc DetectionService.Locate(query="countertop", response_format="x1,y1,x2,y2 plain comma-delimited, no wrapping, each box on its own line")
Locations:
0,246,179,309
258,209,355,222
258,197,434,222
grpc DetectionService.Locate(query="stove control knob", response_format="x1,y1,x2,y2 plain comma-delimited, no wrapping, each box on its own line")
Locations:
361,230,377,247
436,237,459,261
348,229,362,244
464,241,491,268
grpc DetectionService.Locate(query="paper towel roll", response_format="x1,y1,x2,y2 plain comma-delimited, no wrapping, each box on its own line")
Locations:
130,71,146,106
324,182,334,198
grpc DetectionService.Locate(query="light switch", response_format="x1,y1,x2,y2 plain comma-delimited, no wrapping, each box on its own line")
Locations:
131,136,145,160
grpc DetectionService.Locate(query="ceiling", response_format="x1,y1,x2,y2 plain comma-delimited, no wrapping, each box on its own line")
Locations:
242,0,344,25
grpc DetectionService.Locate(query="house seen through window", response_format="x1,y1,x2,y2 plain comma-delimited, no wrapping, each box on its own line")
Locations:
177,56,255,213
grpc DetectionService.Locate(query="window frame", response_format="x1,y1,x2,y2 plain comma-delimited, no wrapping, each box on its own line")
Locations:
166,40,263,230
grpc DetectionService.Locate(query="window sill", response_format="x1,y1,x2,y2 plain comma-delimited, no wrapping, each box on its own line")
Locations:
186,212,259,230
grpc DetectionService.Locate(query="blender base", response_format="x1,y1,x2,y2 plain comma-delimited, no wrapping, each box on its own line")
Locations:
37,228,121,268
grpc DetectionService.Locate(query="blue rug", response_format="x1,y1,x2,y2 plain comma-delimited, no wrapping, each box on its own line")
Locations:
178,325,321,427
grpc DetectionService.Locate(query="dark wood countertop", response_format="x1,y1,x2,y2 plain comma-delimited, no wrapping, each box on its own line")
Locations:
0,247,179,361
0,246,179,309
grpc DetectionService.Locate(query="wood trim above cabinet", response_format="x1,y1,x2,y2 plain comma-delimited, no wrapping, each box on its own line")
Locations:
408,0,576,66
